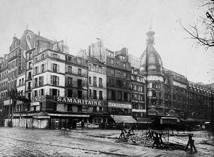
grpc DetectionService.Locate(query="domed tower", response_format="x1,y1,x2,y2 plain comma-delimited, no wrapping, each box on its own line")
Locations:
140,30,163,74
140,30,165,117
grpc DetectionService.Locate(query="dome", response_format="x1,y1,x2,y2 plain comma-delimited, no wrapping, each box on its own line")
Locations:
140,31,163,74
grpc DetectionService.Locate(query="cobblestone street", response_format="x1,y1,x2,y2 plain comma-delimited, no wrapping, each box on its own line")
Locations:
0,127,214,157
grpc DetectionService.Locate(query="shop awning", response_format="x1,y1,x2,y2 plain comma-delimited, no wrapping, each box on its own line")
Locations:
33,112,50,119
110,115,137,123
136,117,152,123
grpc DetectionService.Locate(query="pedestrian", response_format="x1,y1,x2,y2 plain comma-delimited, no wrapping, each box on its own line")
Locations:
158,133,163,148
81,120,85,130
185,134,197,153
152,132,160,149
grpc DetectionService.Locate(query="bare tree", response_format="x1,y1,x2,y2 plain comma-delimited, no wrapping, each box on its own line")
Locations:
182,1,214,49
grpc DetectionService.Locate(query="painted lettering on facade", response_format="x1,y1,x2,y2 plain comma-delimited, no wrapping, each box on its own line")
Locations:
147,76,164,82
108,102,132,109
55,96,103,106
173,81,187,89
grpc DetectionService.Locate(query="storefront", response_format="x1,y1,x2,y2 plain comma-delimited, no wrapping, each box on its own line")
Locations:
29,95,107,129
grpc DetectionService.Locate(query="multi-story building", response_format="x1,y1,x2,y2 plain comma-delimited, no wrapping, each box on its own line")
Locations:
128,54,146,121
87,56,107,124
0,55,8,125
106,48,136,123
140,30,165,117
138,30,213,124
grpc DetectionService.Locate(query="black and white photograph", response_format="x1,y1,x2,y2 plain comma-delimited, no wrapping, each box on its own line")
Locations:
0,0,214,156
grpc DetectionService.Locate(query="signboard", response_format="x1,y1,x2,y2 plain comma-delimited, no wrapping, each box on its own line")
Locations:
108,102,132,109
173,81,187,89
55,96,103,106
32,96,46,102
147,76,164,82
48,113,89,117
4,100,11,106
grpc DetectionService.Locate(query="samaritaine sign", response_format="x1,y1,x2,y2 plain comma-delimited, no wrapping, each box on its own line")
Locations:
55,97,103,106
32,95,104,106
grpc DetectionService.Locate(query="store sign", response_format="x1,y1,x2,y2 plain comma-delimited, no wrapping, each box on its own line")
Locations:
32,96,46,102
4,100,11,106
147,76,163,82
55,96,103,106
48,113,90,117
108,102,132,109
173,81,187,89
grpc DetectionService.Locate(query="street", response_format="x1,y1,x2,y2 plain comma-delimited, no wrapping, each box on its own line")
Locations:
0,127,214,157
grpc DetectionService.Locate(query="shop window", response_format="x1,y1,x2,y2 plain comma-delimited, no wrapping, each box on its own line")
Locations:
93,106,97,112
78,106,82,112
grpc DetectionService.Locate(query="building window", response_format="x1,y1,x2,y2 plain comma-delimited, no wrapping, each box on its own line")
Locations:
93,90,97,99
99,78,102,87
111,59,114,64
78,68,82,75
118,91,122,101
68,66,72,73
89,89,92,97
68,77,73,86
53,63,58,72
40,89,44,96
29,62,32,69
50,88,60,96
51,75,59,86
99,91,103,100
34,78,38,87
35,67,38,75
89,64,91,71
41,64,44,72
77,79,82,87
41,54,45,59
89,76,91,84
52,53,59,58
98,66,102,73
34,90,38,97
78,90,82,98
110,69,114,75
39,76,44,86
93,77,97,86
28,72,32,80
67,89,72,97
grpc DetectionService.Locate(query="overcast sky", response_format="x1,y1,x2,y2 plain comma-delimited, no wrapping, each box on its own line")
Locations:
0,0,213,84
